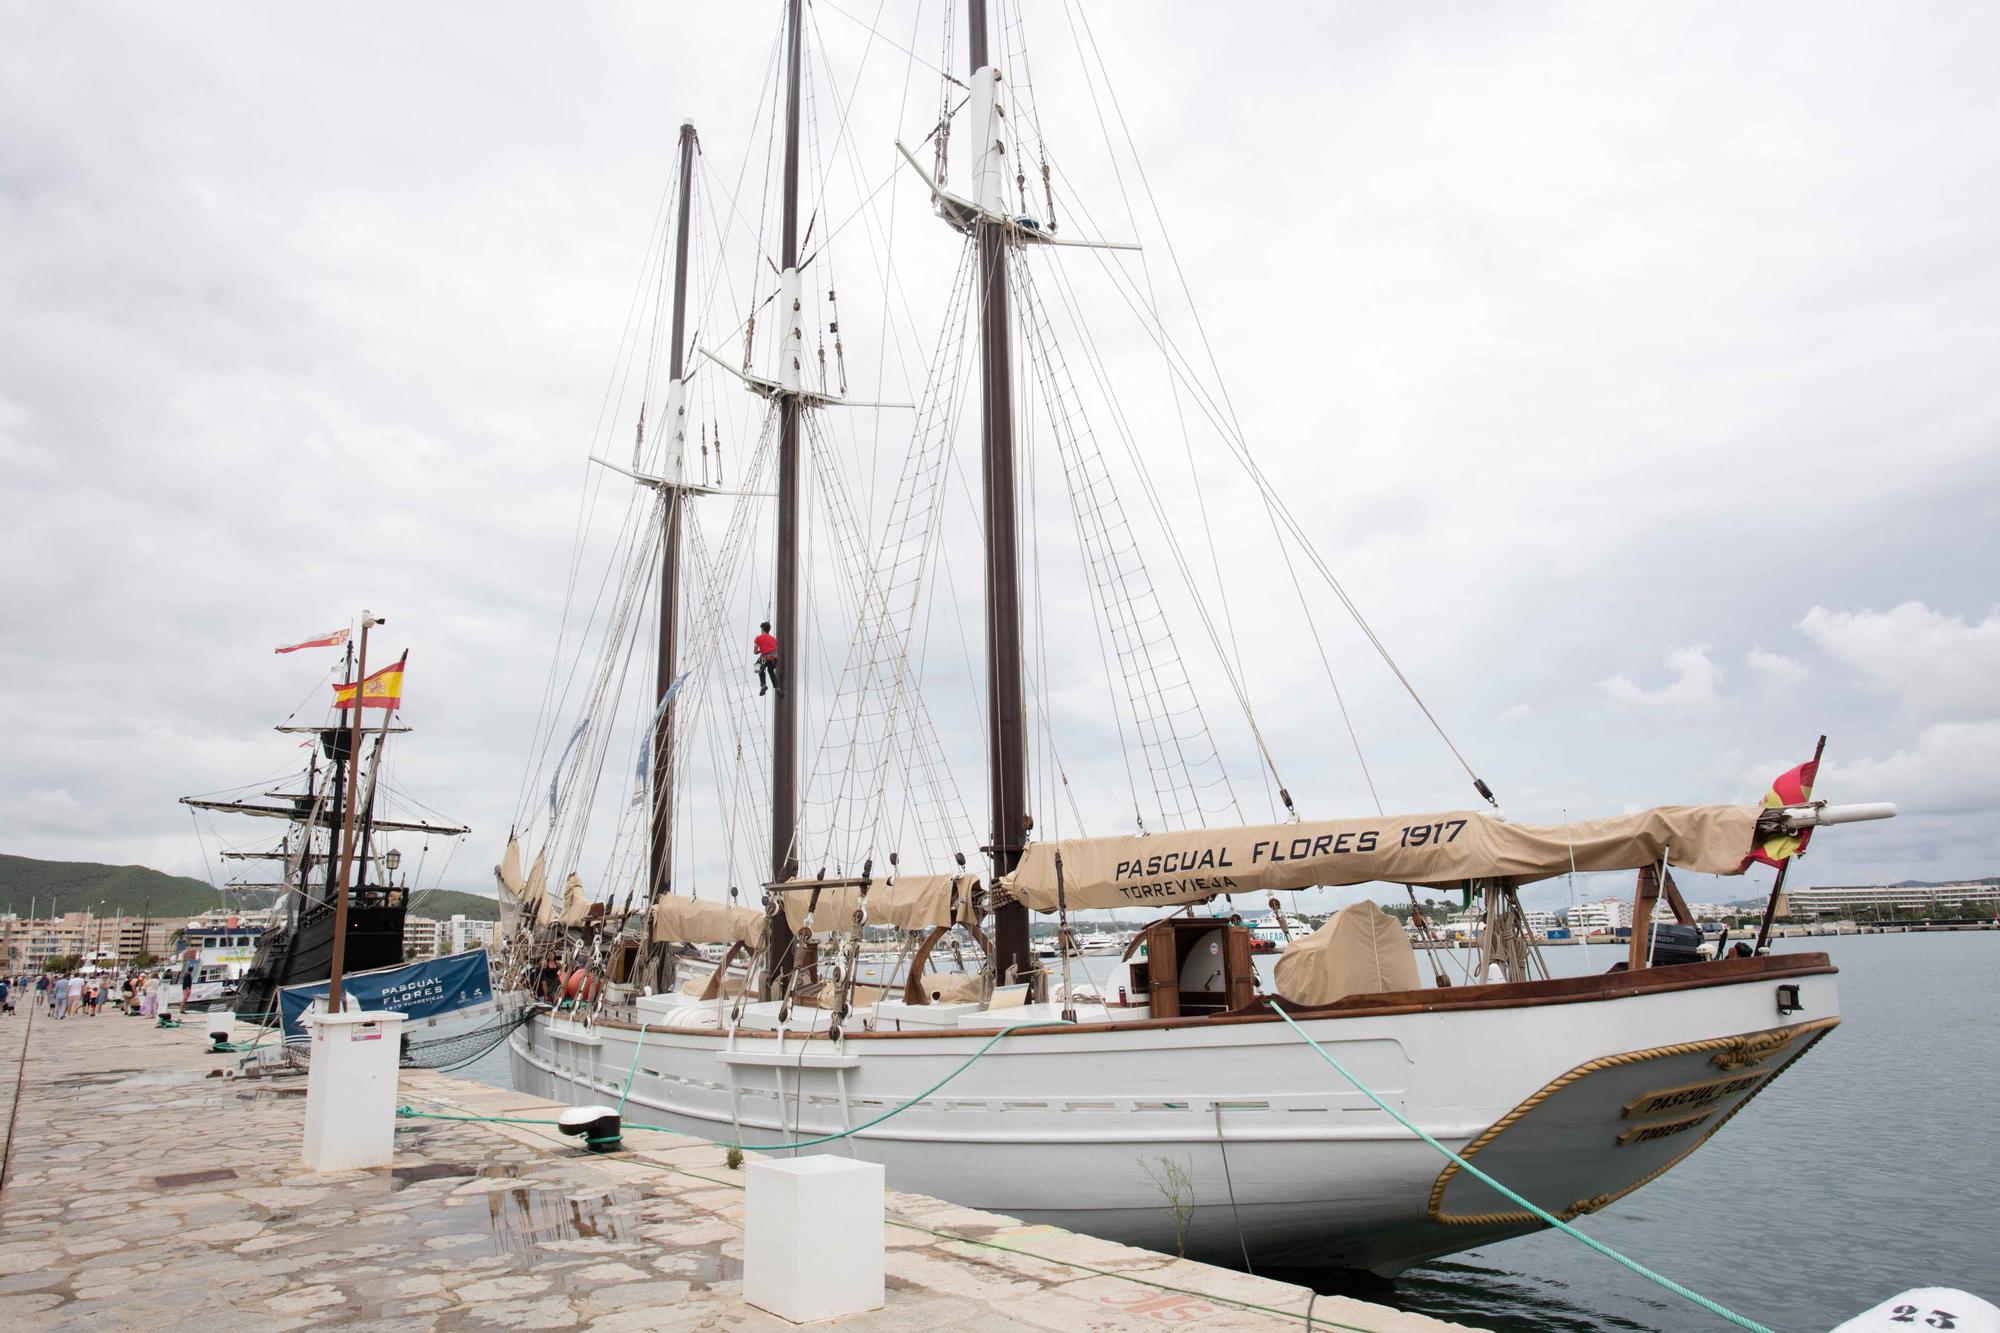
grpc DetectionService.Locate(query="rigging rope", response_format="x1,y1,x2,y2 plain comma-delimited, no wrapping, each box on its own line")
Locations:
1268,1004,1774,1333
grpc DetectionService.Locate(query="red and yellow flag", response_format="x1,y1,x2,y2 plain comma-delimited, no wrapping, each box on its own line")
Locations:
1748,758,1819,867
333,654,406,711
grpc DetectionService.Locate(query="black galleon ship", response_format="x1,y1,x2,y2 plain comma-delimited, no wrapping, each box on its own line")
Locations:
181,630,468,1025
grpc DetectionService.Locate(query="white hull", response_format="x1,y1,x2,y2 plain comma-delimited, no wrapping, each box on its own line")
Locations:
508,956,1836,1275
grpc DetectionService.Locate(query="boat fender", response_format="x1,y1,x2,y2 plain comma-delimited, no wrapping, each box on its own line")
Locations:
556,1104,623,1154
561,969,600,1003
1828,1287,2000,1332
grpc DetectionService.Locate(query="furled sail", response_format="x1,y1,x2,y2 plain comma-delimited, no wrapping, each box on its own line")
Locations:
998,804,1759,912
494,836,530,934
558,872,590,927
522,848,550,927
651,896,768,948
774,875,981,933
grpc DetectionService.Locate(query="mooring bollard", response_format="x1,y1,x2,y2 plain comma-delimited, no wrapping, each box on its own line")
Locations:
743,1155,885,1322
301,1009,407,1171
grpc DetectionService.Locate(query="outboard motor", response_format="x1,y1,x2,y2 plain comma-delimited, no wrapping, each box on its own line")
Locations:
1648,923,1706,966
556,1104,623,1153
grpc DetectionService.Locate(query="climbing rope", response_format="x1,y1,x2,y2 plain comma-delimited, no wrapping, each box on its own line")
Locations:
1268,1004,1773,1333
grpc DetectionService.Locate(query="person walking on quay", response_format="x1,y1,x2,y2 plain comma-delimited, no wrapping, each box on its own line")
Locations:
67,973,84,1018
0,975,11,1015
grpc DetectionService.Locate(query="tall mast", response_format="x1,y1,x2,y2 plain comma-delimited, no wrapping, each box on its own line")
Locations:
649,119,698,912
765,0,806,993
967,0,1033,985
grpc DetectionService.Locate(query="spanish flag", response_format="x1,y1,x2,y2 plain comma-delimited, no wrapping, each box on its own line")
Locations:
333,653,407,711
1748,757,1819,867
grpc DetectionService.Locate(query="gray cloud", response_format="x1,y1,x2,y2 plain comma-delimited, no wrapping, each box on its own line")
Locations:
3,1,1997,914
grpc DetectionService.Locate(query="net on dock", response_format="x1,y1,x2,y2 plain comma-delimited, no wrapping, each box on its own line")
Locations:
401,1008,534,1071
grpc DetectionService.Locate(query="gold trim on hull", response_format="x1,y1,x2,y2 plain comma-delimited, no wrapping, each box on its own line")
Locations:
1426,1016,1839,1227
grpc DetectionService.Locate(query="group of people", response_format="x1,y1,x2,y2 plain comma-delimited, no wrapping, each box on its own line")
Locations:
0,970,173,1020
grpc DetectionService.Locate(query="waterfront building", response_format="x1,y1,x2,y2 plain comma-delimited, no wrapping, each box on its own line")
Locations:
440,913,484,955
1778,881,2000,918
1,911,179,968
1567,897,1632,934
405,915,442,957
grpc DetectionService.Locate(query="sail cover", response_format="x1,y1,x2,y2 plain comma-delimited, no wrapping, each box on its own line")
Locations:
999,804,1760,912
652,895,768,948
1273,899,1420,1006
774,875,981,933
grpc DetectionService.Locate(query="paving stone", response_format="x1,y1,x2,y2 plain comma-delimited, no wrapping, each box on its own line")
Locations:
0,1005,1476,1331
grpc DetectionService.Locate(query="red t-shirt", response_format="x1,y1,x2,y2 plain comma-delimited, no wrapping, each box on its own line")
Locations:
754,633,778,657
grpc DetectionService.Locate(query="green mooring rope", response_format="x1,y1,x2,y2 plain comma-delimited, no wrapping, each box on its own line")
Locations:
396,1019,1063,1153
1267,1004,1773,1333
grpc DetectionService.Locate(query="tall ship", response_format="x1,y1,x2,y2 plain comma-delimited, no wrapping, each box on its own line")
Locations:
183,630,468,1024
493,0,1894,1278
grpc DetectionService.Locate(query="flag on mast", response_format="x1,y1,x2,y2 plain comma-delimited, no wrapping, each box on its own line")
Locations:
275,627,351,654
1748,757,1820,867
333,653,407,711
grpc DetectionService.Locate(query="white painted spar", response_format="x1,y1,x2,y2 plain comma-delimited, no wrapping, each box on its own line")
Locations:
1779,801,1898,828
657,377,686,477
776,266,802,393
510,961,1837,1275
965,65,1008,216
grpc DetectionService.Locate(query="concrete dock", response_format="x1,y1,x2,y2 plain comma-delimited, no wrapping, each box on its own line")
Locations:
0,1006,1478,1331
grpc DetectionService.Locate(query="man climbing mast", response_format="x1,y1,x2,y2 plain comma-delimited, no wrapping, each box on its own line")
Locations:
753,621,780,697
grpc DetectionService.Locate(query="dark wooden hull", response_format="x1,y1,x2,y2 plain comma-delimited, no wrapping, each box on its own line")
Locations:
235,890,406,1025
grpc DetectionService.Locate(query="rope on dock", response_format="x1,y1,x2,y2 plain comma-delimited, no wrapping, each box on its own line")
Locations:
397,1018,1068,1153
1267,1004,1774,1333
396,1087,1384,1332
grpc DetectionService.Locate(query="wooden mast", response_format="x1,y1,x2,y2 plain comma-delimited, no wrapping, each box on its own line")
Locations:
967,0,1034,985
327,611,380,1012
764,0,805,995
648,120,698,915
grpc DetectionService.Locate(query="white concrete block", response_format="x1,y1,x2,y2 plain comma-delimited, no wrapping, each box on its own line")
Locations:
301,1009,406,1172
743,1155,885,1322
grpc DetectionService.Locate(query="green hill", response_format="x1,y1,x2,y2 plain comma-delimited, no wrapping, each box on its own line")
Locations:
0,854,500,923
0,854,223,919
406,889,500,922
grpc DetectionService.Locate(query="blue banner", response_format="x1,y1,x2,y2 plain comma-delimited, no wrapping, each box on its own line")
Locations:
278,949,494,1044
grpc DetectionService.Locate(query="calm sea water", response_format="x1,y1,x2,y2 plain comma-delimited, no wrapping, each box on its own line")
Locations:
459,933,2000,1330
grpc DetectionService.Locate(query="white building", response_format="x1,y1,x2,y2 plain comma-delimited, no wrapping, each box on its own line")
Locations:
1523,910,1561,937
1780,882,2000,918
1568,898,1633,934
440,914,485,955
404,916,441,957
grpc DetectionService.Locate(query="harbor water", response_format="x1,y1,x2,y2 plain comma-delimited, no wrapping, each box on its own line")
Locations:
460,932,1998,1330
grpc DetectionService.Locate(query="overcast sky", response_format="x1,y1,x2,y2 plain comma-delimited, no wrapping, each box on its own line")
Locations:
3,1,1996,918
